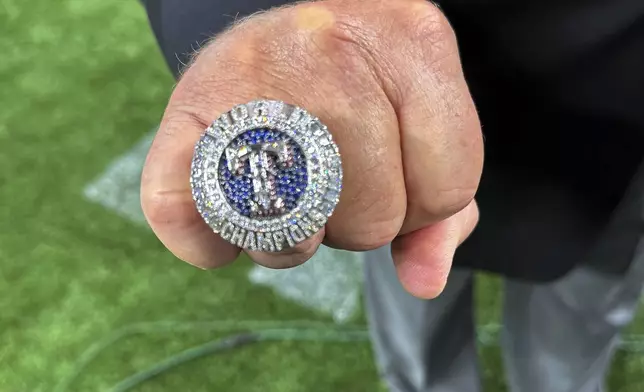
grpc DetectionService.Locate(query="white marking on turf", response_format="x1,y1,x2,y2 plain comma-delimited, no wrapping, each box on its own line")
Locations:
83,132,154,224
249,247,363,323
83,131,364,323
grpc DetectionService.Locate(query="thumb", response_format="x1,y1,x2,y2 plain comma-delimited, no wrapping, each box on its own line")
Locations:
391,200,479,298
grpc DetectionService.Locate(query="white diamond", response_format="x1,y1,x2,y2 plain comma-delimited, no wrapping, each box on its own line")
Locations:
319,202,335,216
325,189,339,201
231,104,249,121
267,100,285,118
288,107,303,124
308,123,324,136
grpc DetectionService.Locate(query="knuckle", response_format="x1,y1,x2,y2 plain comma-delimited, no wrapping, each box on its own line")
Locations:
394,1,458,66
141,188,198,230
329,204,404,251
398,1,455,40
347,226,399,251
319,22,368,61
417,187,477,220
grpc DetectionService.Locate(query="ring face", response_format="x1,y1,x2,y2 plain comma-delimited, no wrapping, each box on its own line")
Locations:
190,100,342,252
218,128,308,218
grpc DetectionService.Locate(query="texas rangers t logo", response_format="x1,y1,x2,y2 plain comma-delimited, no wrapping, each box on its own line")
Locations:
225,140,294,217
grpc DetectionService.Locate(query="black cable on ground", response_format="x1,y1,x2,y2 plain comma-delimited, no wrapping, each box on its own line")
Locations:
53,321,370,392
111,328,371,392
111,333,260,392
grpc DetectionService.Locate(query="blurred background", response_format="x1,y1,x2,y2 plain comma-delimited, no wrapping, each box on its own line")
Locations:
1,1,644,391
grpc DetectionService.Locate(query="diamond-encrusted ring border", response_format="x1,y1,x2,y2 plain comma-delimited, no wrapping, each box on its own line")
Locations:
190,100,343,252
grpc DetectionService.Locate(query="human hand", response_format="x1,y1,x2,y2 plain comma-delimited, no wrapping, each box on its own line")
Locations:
141,0,483,298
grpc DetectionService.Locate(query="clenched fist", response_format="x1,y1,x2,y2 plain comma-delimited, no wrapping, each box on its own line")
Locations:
140,0,483,298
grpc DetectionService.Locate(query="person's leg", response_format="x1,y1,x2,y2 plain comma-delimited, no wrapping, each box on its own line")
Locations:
502,241,644,392
501,163,644,392
364,245,482,392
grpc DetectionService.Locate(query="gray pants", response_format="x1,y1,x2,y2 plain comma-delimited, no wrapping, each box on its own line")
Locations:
364,242,644,392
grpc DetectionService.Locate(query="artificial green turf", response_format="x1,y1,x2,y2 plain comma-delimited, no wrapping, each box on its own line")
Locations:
1,1,644,391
